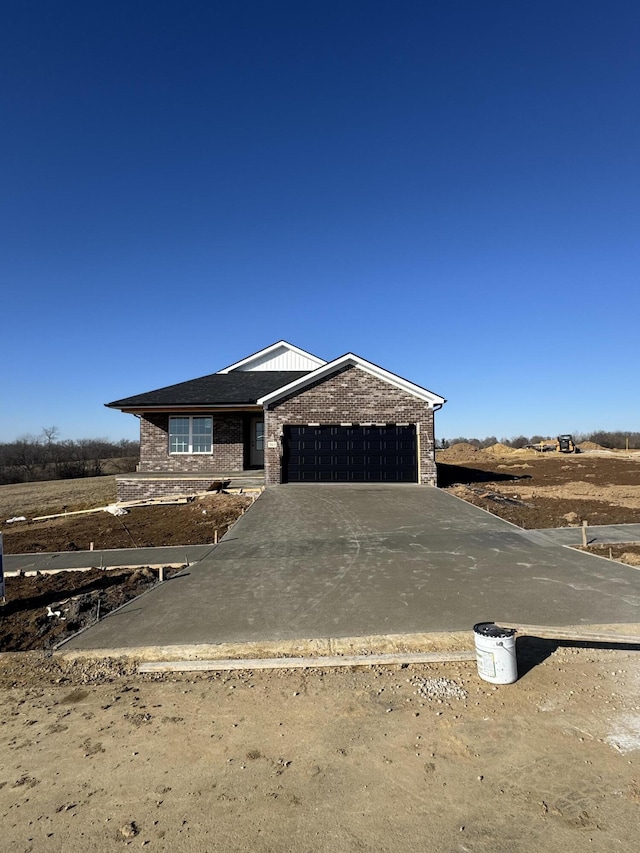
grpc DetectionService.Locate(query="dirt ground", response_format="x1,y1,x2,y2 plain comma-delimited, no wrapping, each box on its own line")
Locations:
438,447,640,530
0,567,184,653
583,543,640,567
1,493,252,554
0,644,639,853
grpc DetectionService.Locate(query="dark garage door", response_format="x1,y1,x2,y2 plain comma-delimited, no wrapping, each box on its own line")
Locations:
283,425,417,483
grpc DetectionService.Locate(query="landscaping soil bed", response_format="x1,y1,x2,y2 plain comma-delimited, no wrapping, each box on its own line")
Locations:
0,567,183,652
1,493,252,554
581,543,640,567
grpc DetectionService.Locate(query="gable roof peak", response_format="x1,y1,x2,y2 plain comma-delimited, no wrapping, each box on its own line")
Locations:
257,351,446,407
217,341,326,374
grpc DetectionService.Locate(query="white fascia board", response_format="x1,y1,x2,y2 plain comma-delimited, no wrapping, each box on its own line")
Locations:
257,353,446,407
217,341,326,374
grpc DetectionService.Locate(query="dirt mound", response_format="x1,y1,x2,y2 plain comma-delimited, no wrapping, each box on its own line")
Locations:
482,443,517,457
579,441,608,451
439,443,478,459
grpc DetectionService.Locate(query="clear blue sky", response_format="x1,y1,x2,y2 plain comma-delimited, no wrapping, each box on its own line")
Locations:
2,1,638,443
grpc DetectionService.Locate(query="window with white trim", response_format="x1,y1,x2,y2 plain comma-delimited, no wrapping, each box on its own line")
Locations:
169,416,213,454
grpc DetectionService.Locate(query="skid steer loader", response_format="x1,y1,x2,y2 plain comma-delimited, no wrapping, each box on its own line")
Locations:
556,435,578,453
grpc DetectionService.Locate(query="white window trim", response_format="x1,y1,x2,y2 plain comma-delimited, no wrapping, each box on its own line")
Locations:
168,415,213,455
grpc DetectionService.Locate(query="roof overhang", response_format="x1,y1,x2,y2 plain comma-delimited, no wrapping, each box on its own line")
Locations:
257,353,446,408
111,405,263,415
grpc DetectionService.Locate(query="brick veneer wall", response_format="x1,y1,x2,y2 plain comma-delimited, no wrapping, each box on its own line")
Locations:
138,413,245,473
263,365,437,486
116,477,227,502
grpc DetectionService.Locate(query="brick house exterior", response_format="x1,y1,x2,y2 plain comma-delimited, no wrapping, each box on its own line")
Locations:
263,365,436,486
138,412,246,473
106,342,445,501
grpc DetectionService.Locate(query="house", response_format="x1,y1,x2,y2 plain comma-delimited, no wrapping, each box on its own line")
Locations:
106,341,446,501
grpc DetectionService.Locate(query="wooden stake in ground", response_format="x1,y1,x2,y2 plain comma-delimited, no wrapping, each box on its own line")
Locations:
0,533,5,605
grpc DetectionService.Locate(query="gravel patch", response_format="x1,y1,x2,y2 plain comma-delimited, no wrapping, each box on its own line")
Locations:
409,676,468,702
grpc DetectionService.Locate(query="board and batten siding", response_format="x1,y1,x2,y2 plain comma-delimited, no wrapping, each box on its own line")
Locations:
234,348,322,372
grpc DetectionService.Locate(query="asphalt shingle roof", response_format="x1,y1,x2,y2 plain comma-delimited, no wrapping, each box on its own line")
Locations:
106,371,310,409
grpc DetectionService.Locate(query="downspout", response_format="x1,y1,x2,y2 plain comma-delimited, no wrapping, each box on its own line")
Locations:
432,402,445,485
134,413,141,472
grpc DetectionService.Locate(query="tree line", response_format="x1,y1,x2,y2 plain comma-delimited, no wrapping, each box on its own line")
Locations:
439,431,639,450
0,427,139,485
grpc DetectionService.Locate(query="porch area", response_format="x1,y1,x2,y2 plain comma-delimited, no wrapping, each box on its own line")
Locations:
115,469,265,502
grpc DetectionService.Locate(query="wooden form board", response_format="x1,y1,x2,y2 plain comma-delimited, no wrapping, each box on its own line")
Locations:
139,650,477,674
32,497,192,522
500,623,640,645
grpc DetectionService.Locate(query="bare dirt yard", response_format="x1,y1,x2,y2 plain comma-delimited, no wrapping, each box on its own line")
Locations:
1,454,639,851
0,567,185,653
0,484,252,554
1,644,639,853
438,446,640,571
438,445,640,531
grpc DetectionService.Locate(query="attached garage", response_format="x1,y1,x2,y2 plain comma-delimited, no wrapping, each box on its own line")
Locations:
283,425,418,483
258,351,445,487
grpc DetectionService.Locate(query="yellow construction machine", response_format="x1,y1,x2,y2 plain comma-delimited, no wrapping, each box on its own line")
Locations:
528,435,579,453
556,435,578,453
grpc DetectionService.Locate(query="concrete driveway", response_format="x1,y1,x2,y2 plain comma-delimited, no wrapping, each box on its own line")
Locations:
62,485,640,652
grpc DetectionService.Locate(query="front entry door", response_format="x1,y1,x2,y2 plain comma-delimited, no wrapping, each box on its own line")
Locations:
249,417,264,467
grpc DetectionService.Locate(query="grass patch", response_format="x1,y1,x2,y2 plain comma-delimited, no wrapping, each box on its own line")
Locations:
0,476,117,520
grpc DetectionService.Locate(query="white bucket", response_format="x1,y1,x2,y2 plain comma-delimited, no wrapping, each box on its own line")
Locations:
473,622,518,684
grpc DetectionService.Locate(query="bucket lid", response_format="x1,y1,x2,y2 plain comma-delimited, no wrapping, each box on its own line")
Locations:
473,622,516,639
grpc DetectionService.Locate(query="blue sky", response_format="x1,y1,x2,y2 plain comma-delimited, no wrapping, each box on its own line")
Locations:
2,1,638,443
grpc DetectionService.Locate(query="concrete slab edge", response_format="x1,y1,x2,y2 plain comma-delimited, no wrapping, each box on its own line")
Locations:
563,544,640,568
5,564,187,578
52,570,194,652
54,622,640,664
441,487,530,531
57,630,477,662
